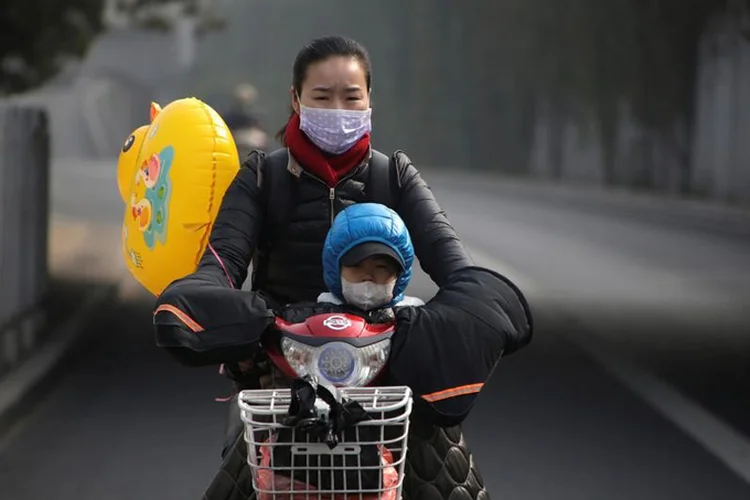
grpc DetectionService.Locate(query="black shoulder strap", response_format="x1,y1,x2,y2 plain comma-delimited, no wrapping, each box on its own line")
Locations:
256,148,294,249
368,150,399,208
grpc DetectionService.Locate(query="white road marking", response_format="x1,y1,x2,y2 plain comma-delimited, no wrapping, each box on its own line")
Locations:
467,244,750,486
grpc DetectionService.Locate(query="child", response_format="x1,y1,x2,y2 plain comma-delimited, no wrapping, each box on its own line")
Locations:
318,202,424,310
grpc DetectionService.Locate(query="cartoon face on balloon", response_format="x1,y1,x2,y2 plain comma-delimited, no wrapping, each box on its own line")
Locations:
128,148,172,246
117,98,240,296
136,153,162,189
129,194,152,232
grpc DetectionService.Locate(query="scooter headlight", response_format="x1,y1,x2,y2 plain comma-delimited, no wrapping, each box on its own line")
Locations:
280,337,391,387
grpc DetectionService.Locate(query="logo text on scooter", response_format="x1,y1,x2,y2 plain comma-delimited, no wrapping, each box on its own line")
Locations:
323,315,351,330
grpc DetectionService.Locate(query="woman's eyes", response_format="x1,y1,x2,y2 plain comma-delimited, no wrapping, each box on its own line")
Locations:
312,96,362,101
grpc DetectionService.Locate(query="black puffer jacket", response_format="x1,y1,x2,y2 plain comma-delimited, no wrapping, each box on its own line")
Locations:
153,147,524,500
154,267,533,500
190,147,473,305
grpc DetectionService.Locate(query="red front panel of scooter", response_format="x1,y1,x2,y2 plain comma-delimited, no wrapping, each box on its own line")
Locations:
274,313,394,339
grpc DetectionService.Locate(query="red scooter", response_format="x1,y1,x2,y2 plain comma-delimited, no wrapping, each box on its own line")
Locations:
238,312,413,500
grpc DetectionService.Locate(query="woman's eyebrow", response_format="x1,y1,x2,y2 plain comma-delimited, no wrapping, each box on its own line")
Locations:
310,85,362,92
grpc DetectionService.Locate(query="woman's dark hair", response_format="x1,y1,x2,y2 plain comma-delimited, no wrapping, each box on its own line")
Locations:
276,35,372,145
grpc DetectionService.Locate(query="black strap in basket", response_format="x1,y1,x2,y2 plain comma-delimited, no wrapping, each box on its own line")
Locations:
282,376,372,448
272,376,383,491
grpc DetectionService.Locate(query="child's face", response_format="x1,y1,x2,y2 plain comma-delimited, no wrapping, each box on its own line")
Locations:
341,255,400,285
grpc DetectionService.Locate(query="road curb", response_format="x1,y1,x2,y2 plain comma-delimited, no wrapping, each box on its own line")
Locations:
0,280,122,434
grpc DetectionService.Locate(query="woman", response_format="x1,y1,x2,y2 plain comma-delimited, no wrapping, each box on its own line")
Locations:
187,35,472,307
155,36,526,500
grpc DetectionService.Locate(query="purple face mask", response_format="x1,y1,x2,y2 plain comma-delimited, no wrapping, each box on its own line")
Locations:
298,104,372,155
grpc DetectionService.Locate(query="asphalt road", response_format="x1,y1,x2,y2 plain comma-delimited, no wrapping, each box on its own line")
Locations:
0,160,748,499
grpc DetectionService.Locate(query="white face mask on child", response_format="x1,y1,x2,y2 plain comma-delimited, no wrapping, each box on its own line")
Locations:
341,278,395,310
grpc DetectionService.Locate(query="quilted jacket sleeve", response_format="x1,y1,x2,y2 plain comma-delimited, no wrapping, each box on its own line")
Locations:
186,151,265,290
153,276,275,367
389,266,533,427
152,151,271,367
393,151,474,287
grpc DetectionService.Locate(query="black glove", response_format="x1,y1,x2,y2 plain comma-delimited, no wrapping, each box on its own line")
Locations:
278,301,396,325
278,301,343,323
222,347,270,388
365,307,396,324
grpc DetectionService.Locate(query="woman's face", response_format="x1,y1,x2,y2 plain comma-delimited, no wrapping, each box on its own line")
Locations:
293,56,370,112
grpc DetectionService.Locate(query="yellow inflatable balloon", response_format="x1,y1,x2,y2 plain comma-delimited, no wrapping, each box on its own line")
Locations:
117,98,240,296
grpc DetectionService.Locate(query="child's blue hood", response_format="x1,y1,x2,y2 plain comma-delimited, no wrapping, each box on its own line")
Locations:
322,203,414,305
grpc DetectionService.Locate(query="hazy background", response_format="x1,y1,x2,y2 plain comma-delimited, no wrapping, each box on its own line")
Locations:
0,1,749,499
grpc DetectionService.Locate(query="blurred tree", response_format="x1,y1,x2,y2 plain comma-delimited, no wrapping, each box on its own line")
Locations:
412,0,747,188
407,0,438,163
470,0,735,188
105,0,226,33
0,0,224,96
0,0,106,95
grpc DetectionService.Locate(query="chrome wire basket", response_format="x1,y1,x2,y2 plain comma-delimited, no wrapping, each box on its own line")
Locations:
238,386,413,500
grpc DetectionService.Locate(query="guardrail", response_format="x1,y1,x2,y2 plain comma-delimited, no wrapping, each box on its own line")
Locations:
0,105,50,377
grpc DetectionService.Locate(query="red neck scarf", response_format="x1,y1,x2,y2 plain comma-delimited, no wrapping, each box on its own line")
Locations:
284,113,371,187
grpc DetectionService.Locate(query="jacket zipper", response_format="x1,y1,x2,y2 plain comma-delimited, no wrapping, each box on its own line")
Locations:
300,171,334,225
302,163,368,227
328,187,335,225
